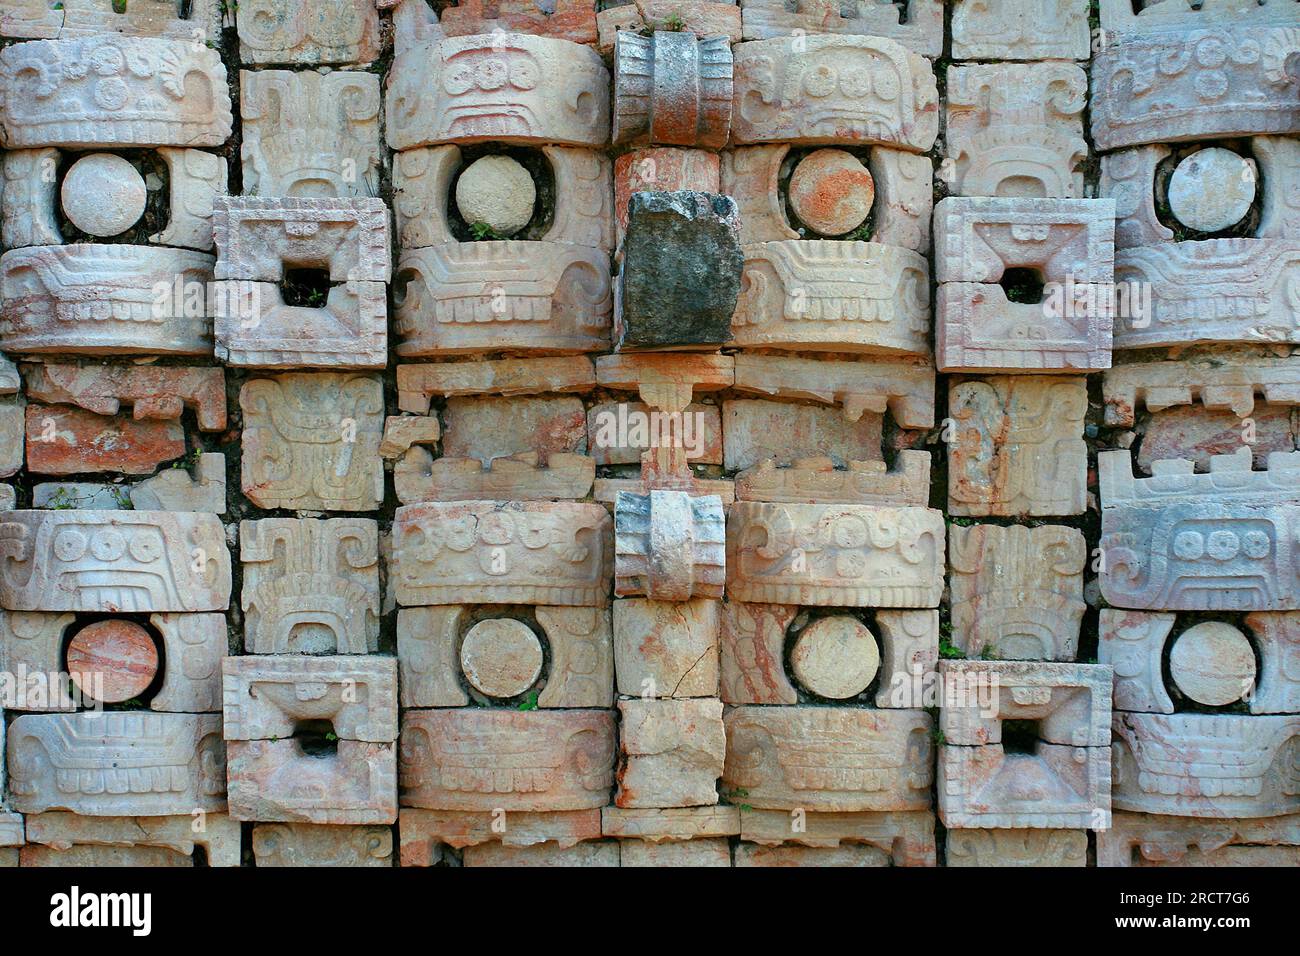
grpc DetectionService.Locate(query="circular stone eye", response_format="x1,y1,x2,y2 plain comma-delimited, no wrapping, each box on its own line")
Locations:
1173,531,1204,560
1206,530,1240,561
1167,147,1256,233
90,529,126,562
61,153,146,237
128,532,163,563
1242,530,1271,559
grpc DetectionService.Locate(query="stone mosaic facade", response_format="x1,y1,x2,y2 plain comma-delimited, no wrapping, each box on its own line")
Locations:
0,0,1296,869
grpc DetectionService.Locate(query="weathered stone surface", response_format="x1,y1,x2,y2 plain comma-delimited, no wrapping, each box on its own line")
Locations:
23,363,225,431
61,154,145,238
946,828,1088,866
0,611,78,710
223,655,396,742
721,145,798,245
726,502,945,607
252,823,392,866
214,280,387,369
1098,0,1300,33
22,844,192,866
456,155,536,237
25,404,185,476
227,737,396,824
1099,609,1177,715
386,32,610,150
1248,613,1300,716
0,245,214,356
617,698,726,809
601,805,740,843
1098,448,1300,611
723,707,934,811
614,491,725,601
1092,27,1300,152
949,524,1086,661
395,241,612,356
734,843,887,867
152,147,227,251
0,396,21,479
463,840,620,867
939,661,1113,748
213,197,391,284
948,376,1088,517
397,451,595,505
1105,352,1300,427
440,0,598,45
945,63,1087,199
0,37,232,148
737,0,944,58
738,807,936,865
24,811,240,867
620,836,731,867
1169,147,1257,233
399,808,602,861
719,601,797,706
874,610,940,710
788,149,874,236
613,31,733,149
398,358,596,412
380,415,441,461
2,148,61,249
393,501,612,607
459,618,544,699
938,744,1110,830
237,0,380,66
1099,145,1174,249
7,712,225,815
0,510,230,613
746,457,929,509
1098,810,1300,868
444,396,586,465
1168,622,1257,708
597,353,734,415
614,149,719,250
613,598,719,699
40,0,223,41
150,613,225,714
130,453,226,514
240,373,384,512
241,69,381,198
732,241,930,356
950,0,1090,61
66,619,158,704
731,354,936,429
1112,713,1300,818
598,3,741,57
789,616,879,700
723,400,882,472
731,35,939,152
588,401,722,467
399,709,616,811
1138,405,1297,474
618,191,741,350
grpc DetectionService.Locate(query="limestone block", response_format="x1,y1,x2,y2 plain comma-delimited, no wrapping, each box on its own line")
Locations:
440,0,597,44
946,829,1088,866
393,501,612,607
397,357,596,413
737,0,944,58
213,197,391,284
723,400,882,472
1,149,61,249
22,363,226,431
719,601,797,706
1092,27,1300,152
1248,613,1300,716
237,0,380,66
1100,609,1175,716
597,2,741,56
613,31,733,149
939,661,1114,748
252,823,392,866
130,453,226,514
613,598,719,699
223,655,397,743
723,707,934,811
394,241,612,356
1112,713,1300,818
945,63,1087,199
949,524,1086,661
386,33,610,150
732,241,930,356
151,613,226,714
0,0,63,38
213,280,387,369
0,811,19,848
0,37,232,148
617,698,726,809
0,610,77,710
620,837,731,866
1255,136,1300,239
24,811,240,867
463,840,620,867
734,454,932,507
65,619,158,704
738,808,936,865
951,0,1090,61
1099,146,1175,250
7,712,225,815
395,608,466,708
726,501,945,608
240,373,384,512
614,490,725,601
734,843,887,867
785,615,879,700
721,145,798,245
241,69,381,198
1099,0,1300,33
601,805,740,842
22,844,192,866
875,610,940,710
397,451,595,504
399,808,602,860
938,744,1110,830
444,396,585,464
399,709,616,811
731,354,936,429
1104,352,1300,426
0,510,230,613
0,396,20,478
380,415,440,461
151,148,227,252
1098,448,1300,611
731,36,939,152
597,353,734,415
25,404,184,476
1114,240,1300,350
227,738,396,824
1098,810,1300,867
614,149,719,251
588,401,721,467
948,376,1088,517
58,0,222,40
0,245,214,356
1139,405,1298,475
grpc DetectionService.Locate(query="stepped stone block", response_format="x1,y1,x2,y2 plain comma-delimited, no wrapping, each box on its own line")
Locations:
613,31,733,149
399,808,602,861
24,811,241,867
946,828,1088,866
252,823,393,866
1098,810,1300,867
440,0,598,45
939,661,1113,749
938,744,1110,830
226,738,396,825
237,0,381,66
617,698,726,809
737,0,943,58
223,656,397,743
1104,352,1300,427
738,808,936,866
950,0,1090,61
21,364,226,431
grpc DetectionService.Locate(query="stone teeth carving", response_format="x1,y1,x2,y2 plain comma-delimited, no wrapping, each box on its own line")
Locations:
237,0,381,66
938,744,1111,830
735,452,932,508
737,0,944,58
213,197,391,284
731,35,939,152
239,373,385,512
731,354,936,429
397,357,596,413
438,0,598,45
1098,448,1300,612
948,376,1088,517
613,31,733,149
0,245,214,356
396,452,596,504
252,822,393,867
24,811,240,867
0,510,231,613
222,656,397,743
227,738,396,824
241,69,382,198
946,828,1088,867
940,661,1114,749
950,0,1091,62
614,490,725,602
0,37,232,148
1112,712,1300,818
1098,809,1300,867
1091,27,1300,152
6,712,226,816
399,709,617,812
723,706,935,811
726,501,946,608
1104,352,1300,426
945,62,1088,199
394,242,612,356
732,241,931,356
21,363,226,432
393,500,613,608
241,518,380,656
386,32,611,151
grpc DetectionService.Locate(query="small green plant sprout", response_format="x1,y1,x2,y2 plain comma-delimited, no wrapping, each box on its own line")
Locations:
110,486,134,510
325,731,338,742
979,644,1000,661
517,690,539,711
662,14,685,31
931,725,946,745
938,637,965,660
112,0,127,13
469,221,503,241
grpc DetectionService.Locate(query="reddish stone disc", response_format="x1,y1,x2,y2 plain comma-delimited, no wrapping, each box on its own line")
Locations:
66,620,159,703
